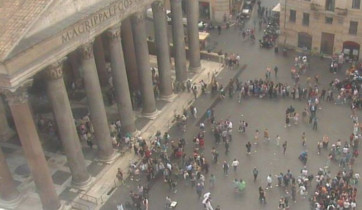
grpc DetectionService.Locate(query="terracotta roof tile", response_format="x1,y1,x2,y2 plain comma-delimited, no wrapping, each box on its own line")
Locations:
0,0,53,61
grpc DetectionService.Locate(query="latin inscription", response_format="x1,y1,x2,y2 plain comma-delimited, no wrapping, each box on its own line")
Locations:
62,0,139,43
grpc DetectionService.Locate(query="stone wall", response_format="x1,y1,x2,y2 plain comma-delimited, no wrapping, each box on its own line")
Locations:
279,0,362,59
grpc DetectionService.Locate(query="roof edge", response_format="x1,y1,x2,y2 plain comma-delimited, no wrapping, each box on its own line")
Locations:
1,0,56,61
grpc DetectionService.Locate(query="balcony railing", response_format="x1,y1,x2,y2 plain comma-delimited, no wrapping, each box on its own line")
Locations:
310,3,321,11
335,8,348,16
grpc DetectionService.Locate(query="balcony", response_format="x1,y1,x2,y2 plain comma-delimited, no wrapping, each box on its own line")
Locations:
310,3,321,11
335,8,348,16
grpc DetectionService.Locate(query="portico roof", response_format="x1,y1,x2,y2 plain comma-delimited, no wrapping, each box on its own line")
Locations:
0,0,54,61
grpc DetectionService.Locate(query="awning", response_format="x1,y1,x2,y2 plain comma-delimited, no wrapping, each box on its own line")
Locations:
199,32,210,41
272,3,281,12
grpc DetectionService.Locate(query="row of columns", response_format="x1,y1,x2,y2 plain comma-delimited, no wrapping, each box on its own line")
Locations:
0,0,201,209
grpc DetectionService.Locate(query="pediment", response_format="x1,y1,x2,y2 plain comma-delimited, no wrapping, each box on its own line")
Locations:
27,0,112,37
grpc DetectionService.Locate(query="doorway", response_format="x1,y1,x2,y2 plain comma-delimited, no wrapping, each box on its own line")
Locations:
320,32,335,55
298,32,312,50
199,1,211,20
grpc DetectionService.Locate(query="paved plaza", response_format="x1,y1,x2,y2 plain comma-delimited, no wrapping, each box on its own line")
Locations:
102,2,362,210
0,0,360,209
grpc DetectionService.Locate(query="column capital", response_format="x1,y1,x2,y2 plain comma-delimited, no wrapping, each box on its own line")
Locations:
107,24,122,41
132,11,145,23
44,58,66,80
80,40,95,60
2,80,33,105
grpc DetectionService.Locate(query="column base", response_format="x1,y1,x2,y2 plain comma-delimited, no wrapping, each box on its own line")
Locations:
71,175,93,190
189,65,202,73
121,124,137,136
0,193,22,209
98,150,120,164
142,109,160,120
159,93,177,102
0,128,15,142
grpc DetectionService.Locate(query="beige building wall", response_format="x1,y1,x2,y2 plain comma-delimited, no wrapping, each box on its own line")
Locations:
164,0,230,23
279,0,362,60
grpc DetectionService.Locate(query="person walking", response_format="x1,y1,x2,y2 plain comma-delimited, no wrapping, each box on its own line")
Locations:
192,85,198,99
196,183,204,199
242,120,248,133
253,168,259,182
274,66,278,79
317,141,322,155
266,174,273,189
259,186,266,204
275,135,281,146
232,158,240,173
211,147,219,163
282,141,287,155
223,161,229,176
209,174,216,188
246,141,252,154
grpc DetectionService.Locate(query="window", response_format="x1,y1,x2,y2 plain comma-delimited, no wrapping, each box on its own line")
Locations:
325,17,333,24
325,0,335,11
290,10,296,22
352,0,361,9
349,21,358,35
302,13,310,26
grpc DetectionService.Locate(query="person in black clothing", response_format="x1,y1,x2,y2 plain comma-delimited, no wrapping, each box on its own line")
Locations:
246,141,252,154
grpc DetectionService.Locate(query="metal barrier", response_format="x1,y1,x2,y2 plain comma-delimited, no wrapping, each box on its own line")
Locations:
79,192,98,205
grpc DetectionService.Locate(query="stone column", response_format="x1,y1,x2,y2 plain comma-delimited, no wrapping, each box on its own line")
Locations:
80,42,114,161
93,36,108,87
44,60,91,187
152,1,174,101
186,0,201,71
0,98,14,141
121,17,139,92
131,12,158,118
0,147,21,207
3,82,60,210
107,25,136,134
171,0,188,82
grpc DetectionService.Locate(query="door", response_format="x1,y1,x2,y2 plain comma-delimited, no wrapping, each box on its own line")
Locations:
298,32,312,50
320,32,335,55
199,2,211,20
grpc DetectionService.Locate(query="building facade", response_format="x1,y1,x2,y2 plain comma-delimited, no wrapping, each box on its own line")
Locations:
163,0,233,23
0,0,201,209
279,0,362,60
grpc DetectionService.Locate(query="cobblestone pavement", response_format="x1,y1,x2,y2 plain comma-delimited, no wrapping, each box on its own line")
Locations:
102,2,361,210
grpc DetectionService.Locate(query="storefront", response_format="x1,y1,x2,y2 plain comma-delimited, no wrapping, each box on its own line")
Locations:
199,1,211,20
343,41,360,61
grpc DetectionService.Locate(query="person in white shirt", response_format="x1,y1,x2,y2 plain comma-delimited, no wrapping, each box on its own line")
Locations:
231,158,239,172
266,174,273,189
